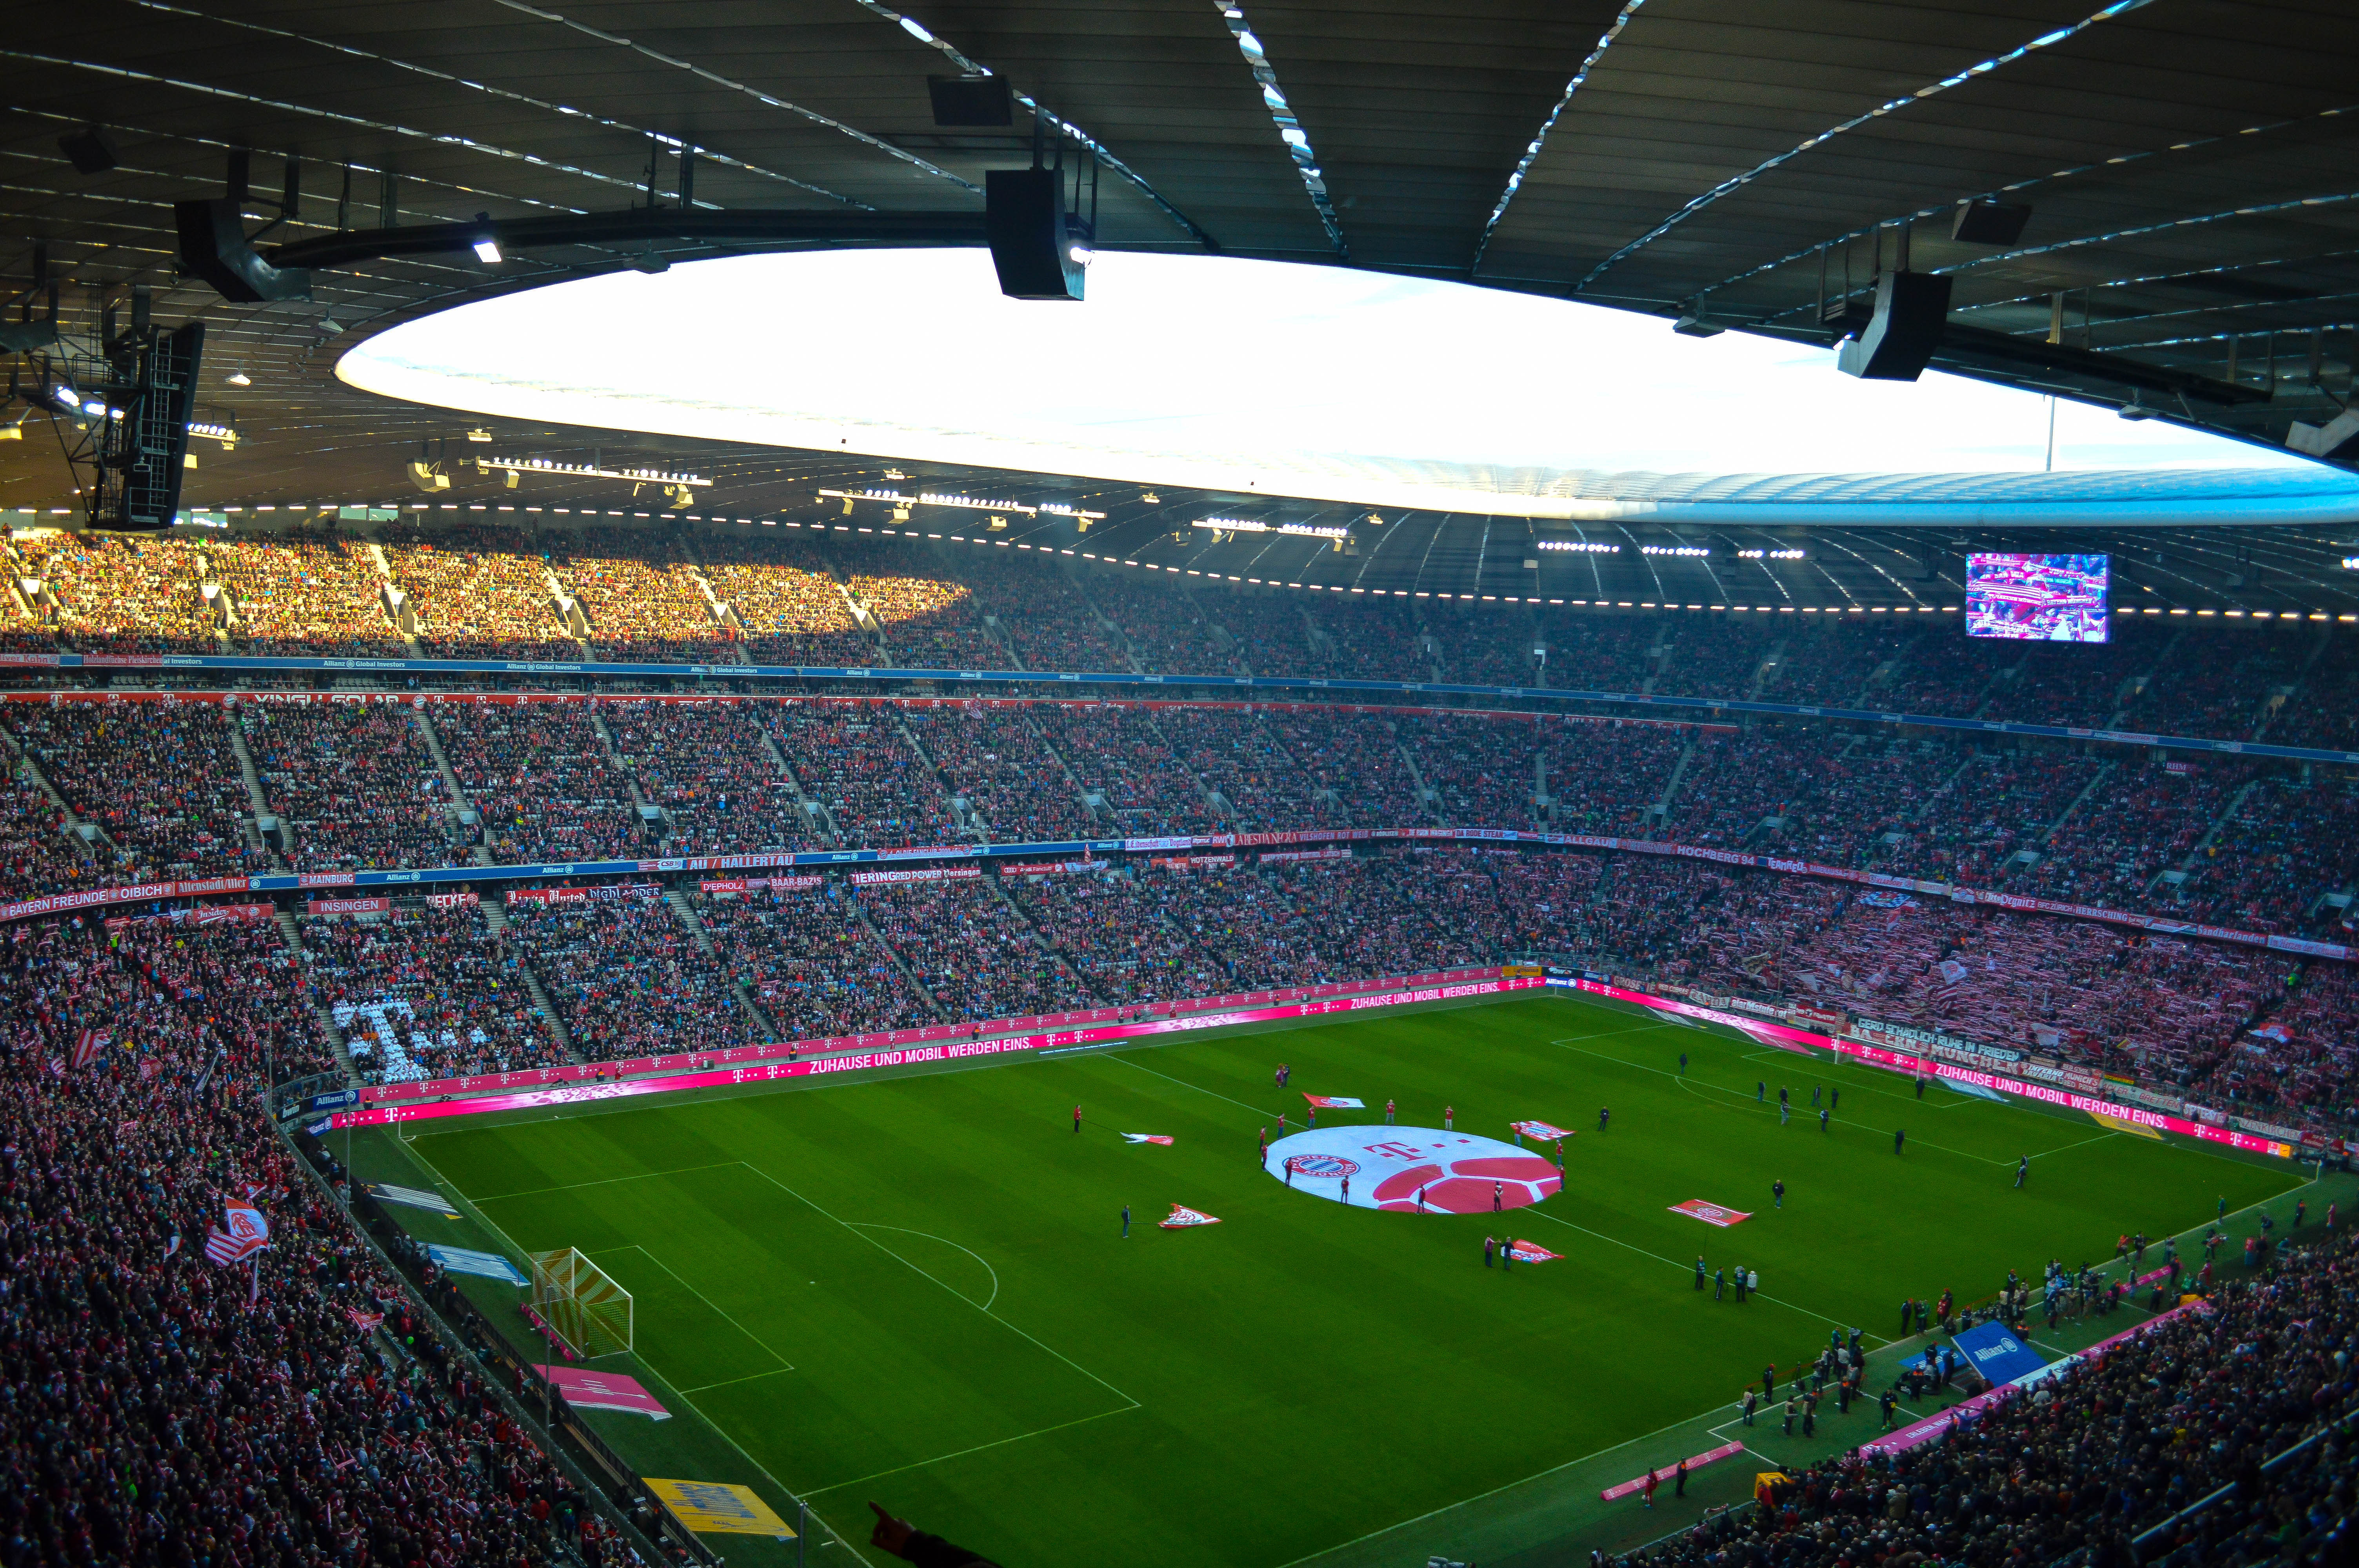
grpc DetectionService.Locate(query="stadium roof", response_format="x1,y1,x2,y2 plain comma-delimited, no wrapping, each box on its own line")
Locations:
4,0,2359,526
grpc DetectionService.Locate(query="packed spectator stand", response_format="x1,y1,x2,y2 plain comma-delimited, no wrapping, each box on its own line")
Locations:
5,528,2359,1132
504,895,751,1062
1637,1227,2359,1568
0,915,650,1568
381,524,582,661
246,703,458,874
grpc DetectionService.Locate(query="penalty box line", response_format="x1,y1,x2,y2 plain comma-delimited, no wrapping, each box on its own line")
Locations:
728,1159,1143,1414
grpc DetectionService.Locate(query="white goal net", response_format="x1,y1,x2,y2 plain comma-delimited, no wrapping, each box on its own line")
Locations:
529,1248,633,1358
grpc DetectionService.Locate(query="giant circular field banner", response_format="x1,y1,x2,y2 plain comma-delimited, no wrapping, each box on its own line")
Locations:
1266,1127,1561,1214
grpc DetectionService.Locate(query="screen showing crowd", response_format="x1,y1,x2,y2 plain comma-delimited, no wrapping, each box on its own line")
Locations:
1964,552,2110,643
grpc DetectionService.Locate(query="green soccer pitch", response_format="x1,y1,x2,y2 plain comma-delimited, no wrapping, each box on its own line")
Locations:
389,992,2311,1567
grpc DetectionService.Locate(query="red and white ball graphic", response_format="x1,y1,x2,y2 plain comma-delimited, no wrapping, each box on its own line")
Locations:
1266,1127,1560,1214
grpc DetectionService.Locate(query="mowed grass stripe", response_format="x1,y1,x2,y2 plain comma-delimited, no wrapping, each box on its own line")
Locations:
421,993,2301,1568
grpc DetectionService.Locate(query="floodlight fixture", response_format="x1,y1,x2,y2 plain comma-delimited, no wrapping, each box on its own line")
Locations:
480,455,710,485
471,213,501,265
225,371,252,387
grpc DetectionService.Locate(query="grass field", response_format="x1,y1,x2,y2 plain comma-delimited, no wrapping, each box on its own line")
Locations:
390,992,2310,1567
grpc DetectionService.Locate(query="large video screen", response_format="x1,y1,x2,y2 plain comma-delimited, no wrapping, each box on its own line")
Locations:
1964,553,2110,642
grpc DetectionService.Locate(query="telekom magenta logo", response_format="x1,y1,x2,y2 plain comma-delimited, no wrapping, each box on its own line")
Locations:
1267,1127,1560,1214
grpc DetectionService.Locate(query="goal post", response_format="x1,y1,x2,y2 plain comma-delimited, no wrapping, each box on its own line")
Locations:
529,1248,633,1358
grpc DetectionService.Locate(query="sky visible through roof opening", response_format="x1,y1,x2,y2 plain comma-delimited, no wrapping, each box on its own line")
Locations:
340,250,2316,515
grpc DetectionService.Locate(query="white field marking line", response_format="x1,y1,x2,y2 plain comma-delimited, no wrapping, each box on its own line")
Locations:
404,1149,879,1568
1669,1074,2007,1167
2029,1130,2120,1161
845,1223,1000,1312
1726,1044,1978,1109
1108,1051,1278,1118
469,1160,747,1203
1562,1034,2014,1165
677,1367,799,1396
602,1243,795,1373
798,1404,1138,1498
1517,1207,1886,1346
732,1160,1142,1412
1271,1394,1779,1568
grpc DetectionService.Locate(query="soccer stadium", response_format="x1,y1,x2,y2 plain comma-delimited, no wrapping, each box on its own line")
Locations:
7,9,2359,1568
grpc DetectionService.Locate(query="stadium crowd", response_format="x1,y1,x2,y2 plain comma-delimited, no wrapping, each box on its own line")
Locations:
0,911,629,1568
5,533,220,655
298,906,565,1083
504,895,750,1062
429,704,647,864
380,524,582,661
698,882,935,1036
556,544,735,664
246,703,457,874
1641,1226,2359,1568
7,702,262,886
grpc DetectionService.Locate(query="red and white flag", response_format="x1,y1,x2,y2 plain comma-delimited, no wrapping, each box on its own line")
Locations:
1510,1120,1575,1141
138,1057,161,1082
72,1029,108,1069
1669,1199,1752,1228
116,1119,140,1135
345,1307,384,1333
1506,1239,1562,1264
204,1201,270,1265
1302,1094,1363,1109
1160,1204,1222,1229
1121,1134,1175,1146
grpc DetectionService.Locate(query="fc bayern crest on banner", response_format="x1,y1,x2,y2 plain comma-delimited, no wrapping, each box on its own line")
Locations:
1505,1239,1561,1264
1302,1094,1365,1109
1669,1199,1753,1227
1160,1204,1221,1228
1266,1127,1560,1214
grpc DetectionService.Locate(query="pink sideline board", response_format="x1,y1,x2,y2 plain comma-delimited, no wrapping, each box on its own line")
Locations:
330,976,1542,1130
1553,978,2304,1161
1600,1441,1746,1501
350,966,1498,1106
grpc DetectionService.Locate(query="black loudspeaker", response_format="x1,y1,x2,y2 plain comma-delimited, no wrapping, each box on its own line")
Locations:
985,168,1086,301
1836,271,1951,381
173,199,313,304
1952,201,2031,245
929,75,1011,126
58,127,118,175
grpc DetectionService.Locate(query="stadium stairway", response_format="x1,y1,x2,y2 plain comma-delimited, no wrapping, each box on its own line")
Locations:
275,906,362,1083
757,723,842,845
983,868,1105,1004
480,897,580,1059
665,886,781,1039
1648,735,1701,830
0,719,114,874
587,707,672,850
411,708,494,864
853,893,949,1021
224,712,290,867
1393,731,1449,825
2012,760,2119,881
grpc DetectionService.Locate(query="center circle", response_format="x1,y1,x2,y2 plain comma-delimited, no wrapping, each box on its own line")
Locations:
1266,1126,1562,1214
